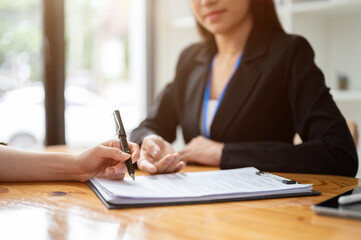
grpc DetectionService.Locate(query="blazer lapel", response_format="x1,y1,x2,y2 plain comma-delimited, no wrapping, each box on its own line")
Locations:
210,28,270,140
183,43,215,140
211,64,260,141
183,63,210,138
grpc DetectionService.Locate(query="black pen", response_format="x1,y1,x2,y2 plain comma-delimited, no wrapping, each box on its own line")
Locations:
113,110,135,181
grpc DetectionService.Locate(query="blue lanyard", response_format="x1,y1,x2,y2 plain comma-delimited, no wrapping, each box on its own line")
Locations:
202,53,242,138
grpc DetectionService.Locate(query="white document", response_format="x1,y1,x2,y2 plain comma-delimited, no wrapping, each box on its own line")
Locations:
90,167,313,205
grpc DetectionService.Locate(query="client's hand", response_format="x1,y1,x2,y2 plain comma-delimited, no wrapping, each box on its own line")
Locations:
138,135,185,174
75,140,140,182
180,136,224,166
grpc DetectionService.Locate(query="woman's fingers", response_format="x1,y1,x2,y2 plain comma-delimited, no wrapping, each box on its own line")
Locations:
154,153,181,173
105,171,125,180
100,140,140,163
137,158,157,173
113,162,127,174
138,135,180,174
174,161,186,172
142,138,161,158
104,160,129,179
128,142,140,163
96,145,131,162
162,153,181,173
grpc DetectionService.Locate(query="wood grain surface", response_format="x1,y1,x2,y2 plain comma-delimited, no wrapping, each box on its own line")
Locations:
0,146,360,240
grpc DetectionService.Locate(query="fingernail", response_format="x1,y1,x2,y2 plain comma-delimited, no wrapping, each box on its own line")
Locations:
167,158,172,162
107,169,114,175
121,152,131,158
149,168,156,173
153,149,159,157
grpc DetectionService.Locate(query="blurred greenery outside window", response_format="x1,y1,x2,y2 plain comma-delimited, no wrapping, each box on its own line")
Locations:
0,0,42,92
0,1,43,148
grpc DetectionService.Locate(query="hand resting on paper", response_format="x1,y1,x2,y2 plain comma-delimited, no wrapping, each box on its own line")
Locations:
137,135,185,174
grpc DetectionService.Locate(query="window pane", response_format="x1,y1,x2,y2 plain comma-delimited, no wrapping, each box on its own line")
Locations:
0,0,43,149
65,0,145,147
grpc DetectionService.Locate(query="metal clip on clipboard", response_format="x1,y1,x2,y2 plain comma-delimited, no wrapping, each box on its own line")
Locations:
256,171,300,184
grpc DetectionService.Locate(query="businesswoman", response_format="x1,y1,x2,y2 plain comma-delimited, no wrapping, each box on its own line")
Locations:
130,0,358,176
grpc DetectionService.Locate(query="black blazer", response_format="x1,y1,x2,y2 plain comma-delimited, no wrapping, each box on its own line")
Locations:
131,27,358,177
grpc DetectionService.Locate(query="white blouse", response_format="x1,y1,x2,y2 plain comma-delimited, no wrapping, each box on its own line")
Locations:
200,99,218,137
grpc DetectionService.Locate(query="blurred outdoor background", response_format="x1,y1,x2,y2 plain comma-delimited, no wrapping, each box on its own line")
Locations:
0,0,146,149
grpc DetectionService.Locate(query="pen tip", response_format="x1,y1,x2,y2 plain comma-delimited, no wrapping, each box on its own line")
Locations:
130,173,135,181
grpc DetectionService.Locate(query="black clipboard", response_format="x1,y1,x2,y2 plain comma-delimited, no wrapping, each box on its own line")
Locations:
87,181,321,209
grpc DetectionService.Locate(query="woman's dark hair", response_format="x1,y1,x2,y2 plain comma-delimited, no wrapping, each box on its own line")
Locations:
196,0,284,41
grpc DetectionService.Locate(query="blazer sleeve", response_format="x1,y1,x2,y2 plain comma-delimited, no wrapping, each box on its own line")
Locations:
220,37,359,177
130,44,201,145
130,82,179,145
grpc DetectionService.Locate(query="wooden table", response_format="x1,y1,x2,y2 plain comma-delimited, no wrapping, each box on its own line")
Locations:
1,148,360,239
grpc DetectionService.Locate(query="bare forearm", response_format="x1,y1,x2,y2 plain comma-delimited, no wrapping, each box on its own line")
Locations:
0,146,80,182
